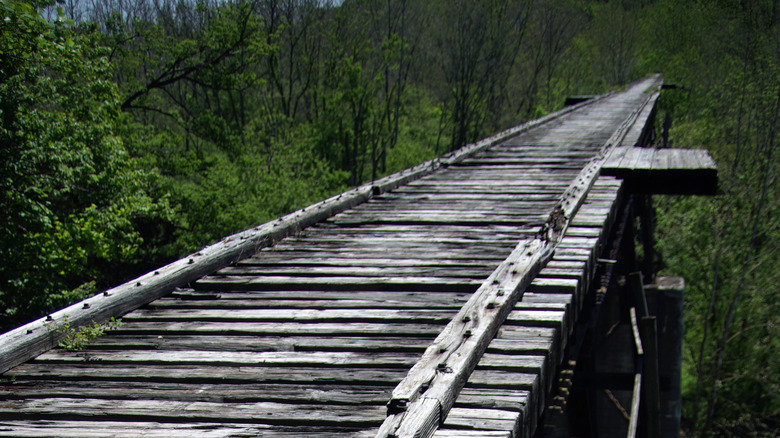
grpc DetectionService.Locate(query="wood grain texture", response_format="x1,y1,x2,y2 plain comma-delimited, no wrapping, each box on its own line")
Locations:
0,89,605,375
2,75,664,438
376,75,662,438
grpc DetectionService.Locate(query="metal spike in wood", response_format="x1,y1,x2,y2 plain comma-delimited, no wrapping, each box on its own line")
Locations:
377,75,663,438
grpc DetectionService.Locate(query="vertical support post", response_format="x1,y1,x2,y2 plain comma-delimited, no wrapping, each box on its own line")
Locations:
627,374,643,438
628,272,649,319
645,277,684,437
635,195,657,283
640,316,661,438
630,272,661,438
628,307,643,438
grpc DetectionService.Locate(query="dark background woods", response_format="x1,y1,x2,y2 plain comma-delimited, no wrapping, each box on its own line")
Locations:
1,0,777,435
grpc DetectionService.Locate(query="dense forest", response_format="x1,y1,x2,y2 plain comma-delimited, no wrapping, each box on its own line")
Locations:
0,0,777,435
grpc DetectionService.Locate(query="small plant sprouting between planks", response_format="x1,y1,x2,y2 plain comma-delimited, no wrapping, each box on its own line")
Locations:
48,317,123,351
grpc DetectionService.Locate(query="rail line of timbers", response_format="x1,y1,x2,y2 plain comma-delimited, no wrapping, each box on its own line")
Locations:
0,75,717,437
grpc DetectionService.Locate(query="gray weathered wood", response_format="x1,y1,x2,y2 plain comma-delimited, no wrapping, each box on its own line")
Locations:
602,147,718,194
0,90,605,375
0,421,375,438
2,75,670,438
627,374,643,438
375,75,663,438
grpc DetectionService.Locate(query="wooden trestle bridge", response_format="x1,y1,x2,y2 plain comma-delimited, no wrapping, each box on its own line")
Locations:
0,75,716,437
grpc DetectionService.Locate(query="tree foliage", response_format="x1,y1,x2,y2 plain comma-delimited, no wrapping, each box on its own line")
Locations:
1,0,778,434
0,0,173,327
646,0,780,434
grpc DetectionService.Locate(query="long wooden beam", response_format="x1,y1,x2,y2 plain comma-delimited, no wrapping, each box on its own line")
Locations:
0,92,612,375
376,75,663,438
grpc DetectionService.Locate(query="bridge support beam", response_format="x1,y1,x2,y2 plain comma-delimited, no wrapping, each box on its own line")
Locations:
538,186,683,438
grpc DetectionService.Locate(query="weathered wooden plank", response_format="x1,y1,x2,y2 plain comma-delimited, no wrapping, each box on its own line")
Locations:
112,321,446,336
405,179,573,187
441,407,518,431
79,334,433,353
293,230,528,242
268,242,522,254
455,387,529,411
0,398,387,426
194,275,481,292
374,193,559,202
290,230,527,241
432,430,510,438
463,153,592,160
313,222,527,232
123,308,457,324
603,145,629,168
165,290,472,305
1,381,390,404
520,292,573,305
151,296,469,310
0,421,376,438
215,265,492,278
237,257,501,268
251,247,509,260
275,237,526,248
486,338,553,356
6,363,410,385
331,213,546,225
343,209,552,218
528,277,579,294
33,350,419,368
392,186,569,194
475,354,545,373
466,370,539,391
512,301,568,312
504,310,566,329
536,267,586,280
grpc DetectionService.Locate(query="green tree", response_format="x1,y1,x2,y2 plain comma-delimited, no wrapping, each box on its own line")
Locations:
644,0,780,434
0,0,172,329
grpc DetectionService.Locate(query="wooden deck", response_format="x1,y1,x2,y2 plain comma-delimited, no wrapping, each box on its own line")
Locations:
0,75,711,437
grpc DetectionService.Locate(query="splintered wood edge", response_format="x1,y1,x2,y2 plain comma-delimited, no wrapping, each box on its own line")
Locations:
0,91,607,375
378,75,664,438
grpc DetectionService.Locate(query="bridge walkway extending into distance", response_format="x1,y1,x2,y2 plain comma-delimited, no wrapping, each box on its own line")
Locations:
0,75,716,438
